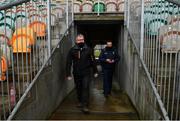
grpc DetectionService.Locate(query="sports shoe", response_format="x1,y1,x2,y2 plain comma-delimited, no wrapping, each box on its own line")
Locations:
81,107,90,114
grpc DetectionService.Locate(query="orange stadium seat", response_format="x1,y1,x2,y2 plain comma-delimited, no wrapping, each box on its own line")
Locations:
0,56,7,81
29,21,46,37
11,27,35,53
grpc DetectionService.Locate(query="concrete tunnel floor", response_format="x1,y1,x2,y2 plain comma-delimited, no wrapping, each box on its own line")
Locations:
50,72,139,120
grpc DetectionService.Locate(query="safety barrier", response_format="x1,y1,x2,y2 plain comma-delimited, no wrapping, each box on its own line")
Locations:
126,31,169,120
0,0,73,119
126,0,180,120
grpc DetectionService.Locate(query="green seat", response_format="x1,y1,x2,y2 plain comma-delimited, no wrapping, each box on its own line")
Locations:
0,16,15,28
144,10,155,24
0,23,14,39
0,22,14,31
164,4,177,13
157,10,172,20
38,4,46,9
93,2,105,13
5,11,16,19
14,14,26,26
149,4,162,14
0,11,3,20
175,11,180,15
14,12,26,21
157,0,165,3
173,7,180,14
148,19,167,36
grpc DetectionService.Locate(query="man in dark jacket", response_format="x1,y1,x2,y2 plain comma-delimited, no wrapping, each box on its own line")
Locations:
99,41,120,98
66,34,98,113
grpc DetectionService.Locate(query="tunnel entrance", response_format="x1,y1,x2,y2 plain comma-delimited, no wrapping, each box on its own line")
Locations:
50,20,139,120
74,20,124,85
74,20,123,48
74,20,124,63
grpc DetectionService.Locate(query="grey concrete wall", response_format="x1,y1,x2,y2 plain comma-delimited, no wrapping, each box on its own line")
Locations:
13,36,74,120
118,26,140,117
115,25,136,104
120,26,136,104
113,24,130,93
113,24,124,91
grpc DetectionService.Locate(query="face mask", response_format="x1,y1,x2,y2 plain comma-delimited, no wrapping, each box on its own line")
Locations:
77,42,84,48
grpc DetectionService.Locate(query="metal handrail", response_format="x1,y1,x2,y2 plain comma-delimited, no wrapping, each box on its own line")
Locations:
127,29,170,121
0,0,30,10
7,22,74,120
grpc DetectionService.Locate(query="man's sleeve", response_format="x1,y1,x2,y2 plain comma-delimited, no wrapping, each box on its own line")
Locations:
66,48,73,76
99,49,106,62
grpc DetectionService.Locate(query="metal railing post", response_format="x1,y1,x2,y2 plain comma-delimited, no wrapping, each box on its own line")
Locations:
140,0,144,58
72,0,74,22
47,0,51,58
127,0,130,29
66,0,69,29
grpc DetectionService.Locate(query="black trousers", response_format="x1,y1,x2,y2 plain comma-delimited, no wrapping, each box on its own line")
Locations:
103,68,114,96
74,74,91,107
